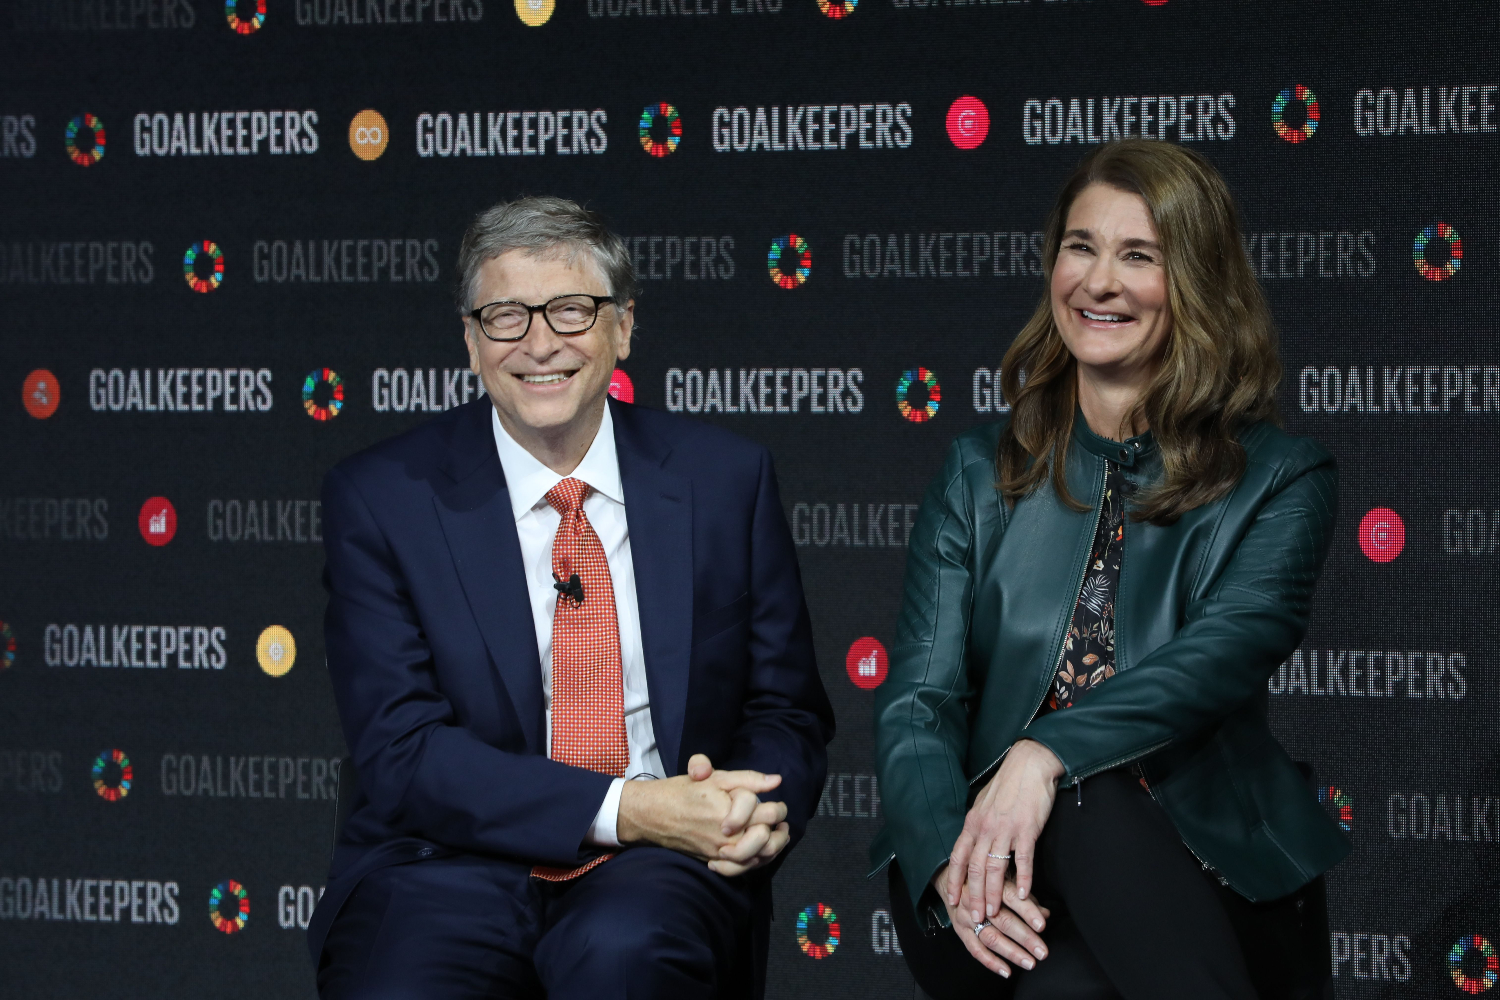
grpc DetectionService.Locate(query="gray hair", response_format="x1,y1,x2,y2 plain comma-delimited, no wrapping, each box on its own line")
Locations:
455,196,637,315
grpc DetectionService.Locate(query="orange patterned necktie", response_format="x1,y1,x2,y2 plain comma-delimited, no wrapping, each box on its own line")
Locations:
531,477,629,882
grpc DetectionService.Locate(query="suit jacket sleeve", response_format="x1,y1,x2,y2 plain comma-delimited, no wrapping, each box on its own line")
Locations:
717,448,834,845
322,464,614,867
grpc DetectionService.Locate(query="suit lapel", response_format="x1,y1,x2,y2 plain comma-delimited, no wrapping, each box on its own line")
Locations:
611,399,694,776
431,401,545,753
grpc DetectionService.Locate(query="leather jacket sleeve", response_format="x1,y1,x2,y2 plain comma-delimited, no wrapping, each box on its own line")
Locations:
873,438,990,910
1022,444,1338,783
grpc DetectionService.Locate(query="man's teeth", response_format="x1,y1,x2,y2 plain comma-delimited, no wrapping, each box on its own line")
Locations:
520,372,573,384
1082,310,1129,322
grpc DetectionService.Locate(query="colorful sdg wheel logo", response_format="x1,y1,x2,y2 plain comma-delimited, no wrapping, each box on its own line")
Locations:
209,880,250,934
1316,786,1352,833
225,0,266,33
302,368,345,421
816,0,855,17
1413,223,1462,281
183,241,226,293
65,113,106,166
638,103,682,158
1449,935,1499,994
0,620,15,671
767,234,811,289
796,903,840,959
896,367,941,423
92,749,133,802
1271,85,1319,143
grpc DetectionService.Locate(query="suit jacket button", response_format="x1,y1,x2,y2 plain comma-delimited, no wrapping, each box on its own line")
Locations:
417,847,434,859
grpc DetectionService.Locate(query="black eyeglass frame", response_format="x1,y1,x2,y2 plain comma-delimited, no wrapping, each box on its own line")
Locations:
468,293,618,343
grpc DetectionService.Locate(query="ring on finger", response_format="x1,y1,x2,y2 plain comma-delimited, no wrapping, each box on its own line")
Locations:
973,921,986,935
987,852,1011,860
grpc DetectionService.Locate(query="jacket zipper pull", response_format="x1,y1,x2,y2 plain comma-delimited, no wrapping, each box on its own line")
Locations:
1076,779,1082,807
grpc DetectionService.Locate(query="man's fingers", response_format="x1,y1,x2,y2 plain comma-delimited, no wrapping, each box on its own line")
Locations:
748,800,788,829
722,787,760,836
686,754,714,781
719,823,771,862
710,769,782,793
954,920,1011,978
758,822,790,859
1002,879,1048,933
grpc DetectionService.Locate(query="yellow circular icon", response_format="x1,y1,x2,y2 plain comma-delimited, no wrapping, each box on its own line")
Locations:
515,0,554,26
348,109,389,161
256,625,297,677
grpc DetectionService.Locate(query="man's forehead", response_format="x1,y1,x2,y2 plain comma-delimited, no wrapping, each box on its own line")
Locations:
476,247,606,293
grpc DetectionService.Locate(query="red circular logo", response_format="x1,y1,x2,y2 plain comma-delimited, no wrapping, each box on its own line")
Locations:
23,369,60,419
946,96,990,150
845,637,888,689
1358,507,1404,563
138,497,178,546
609,368,635,403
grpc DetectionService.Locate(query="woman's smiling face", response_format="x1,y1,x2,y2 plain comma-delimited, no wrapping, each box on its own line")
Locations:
1050,182,1173,380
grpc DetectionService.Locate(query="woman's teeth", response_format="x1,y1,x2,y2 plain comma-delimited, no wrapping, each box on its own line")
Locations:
1081,310,1129,322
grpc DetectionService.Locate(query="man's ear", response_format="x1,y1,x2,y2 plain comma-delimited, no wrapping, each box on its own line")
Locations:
463,321,481,374
615,300,635,362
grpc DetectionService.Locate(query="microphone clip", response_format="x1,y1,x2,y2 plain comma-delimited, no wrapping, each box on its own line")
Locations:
552,572,585,605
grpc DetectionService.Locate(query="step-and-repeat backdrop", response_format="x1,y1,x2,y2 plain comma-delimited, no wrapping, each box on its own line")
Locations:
3,1,1497,996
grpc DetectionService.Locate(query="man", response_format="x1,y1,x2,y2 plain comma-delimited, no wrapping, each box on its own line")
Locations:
309,196,834,998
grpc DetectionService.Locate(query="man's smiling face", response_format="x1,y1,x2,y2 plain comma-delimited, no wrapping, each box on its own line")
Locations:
464,248,633,443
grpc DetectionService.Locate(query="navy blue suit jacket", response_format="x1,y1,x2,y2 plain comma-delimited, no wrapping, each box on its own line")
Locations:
307,396,833,964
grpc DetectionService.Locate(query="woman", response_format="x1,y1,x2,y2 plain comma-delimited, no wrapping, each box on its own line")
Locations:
870,139,1349,999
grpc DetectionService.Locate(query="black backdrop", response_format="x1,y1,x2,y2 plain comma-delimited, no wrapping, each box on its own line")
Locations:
4,1,1500,996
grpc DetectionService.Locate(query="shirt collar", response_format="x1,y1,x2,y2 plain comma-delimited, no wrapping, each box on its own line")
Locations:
491,403,623,521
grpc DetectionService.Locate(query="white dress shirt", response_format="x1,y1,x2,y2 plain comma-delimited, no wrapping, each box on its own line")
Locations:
491,403,665,847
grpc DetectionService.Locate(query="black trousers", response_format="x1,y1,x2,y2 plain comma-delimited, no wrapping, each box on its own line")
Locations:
890,769,1330,1000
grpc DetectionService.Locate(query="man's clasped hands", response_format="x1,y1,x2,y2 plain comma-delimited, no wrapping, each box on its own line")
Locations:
615,754,792,876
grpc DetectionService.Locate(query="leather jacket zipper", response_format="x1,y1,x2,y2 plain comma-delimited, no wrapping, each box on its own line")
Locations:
1136,765,1230,884
969,458,1109,790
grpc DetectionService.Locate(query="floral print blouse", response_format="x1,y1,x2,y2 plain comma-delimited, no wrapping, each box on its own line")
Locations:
1044,461,1127,713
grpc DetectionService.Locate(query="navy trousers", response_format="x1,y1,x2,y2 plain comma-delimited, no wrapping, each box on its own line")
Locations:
317,846,756,999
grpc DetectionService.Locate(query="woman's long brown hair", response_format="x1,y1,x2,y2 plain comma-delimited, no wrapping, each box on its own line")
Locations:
998,139,1281,525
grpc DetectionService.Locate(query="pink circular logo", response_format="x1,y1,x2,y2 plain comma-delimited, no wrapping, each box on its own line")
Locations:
608,368,635,403
845,637,888,689
138,497,178,546
946,96,990,150
1358,507,1404,563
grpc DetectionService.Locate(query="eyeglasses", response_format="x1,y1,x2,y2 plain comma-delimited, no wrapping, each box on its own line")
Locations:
469,294,617,343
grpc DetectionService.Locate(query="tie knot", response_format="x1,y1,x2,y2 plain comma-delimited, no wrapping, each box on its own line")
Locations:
545,477,591,515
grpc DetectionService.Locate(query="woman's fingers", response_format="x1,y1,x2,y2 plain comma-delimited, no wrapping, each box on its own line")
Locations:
964,835,993,925
953,919,1012,978
1012,828,1037,901
977,917,1038,971
1002,879,1048,933
986,905,1048,965
983,843,1011,919
945,832,974,906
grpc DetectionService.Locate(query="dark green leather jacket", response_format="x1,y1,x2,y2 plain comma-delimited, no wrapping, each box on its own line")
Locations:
870,416,1351,922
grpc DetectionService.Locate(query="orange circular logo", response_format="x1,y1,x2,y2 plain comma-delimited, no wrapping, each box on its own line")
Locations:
349,110,389,161
23,369,59,419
